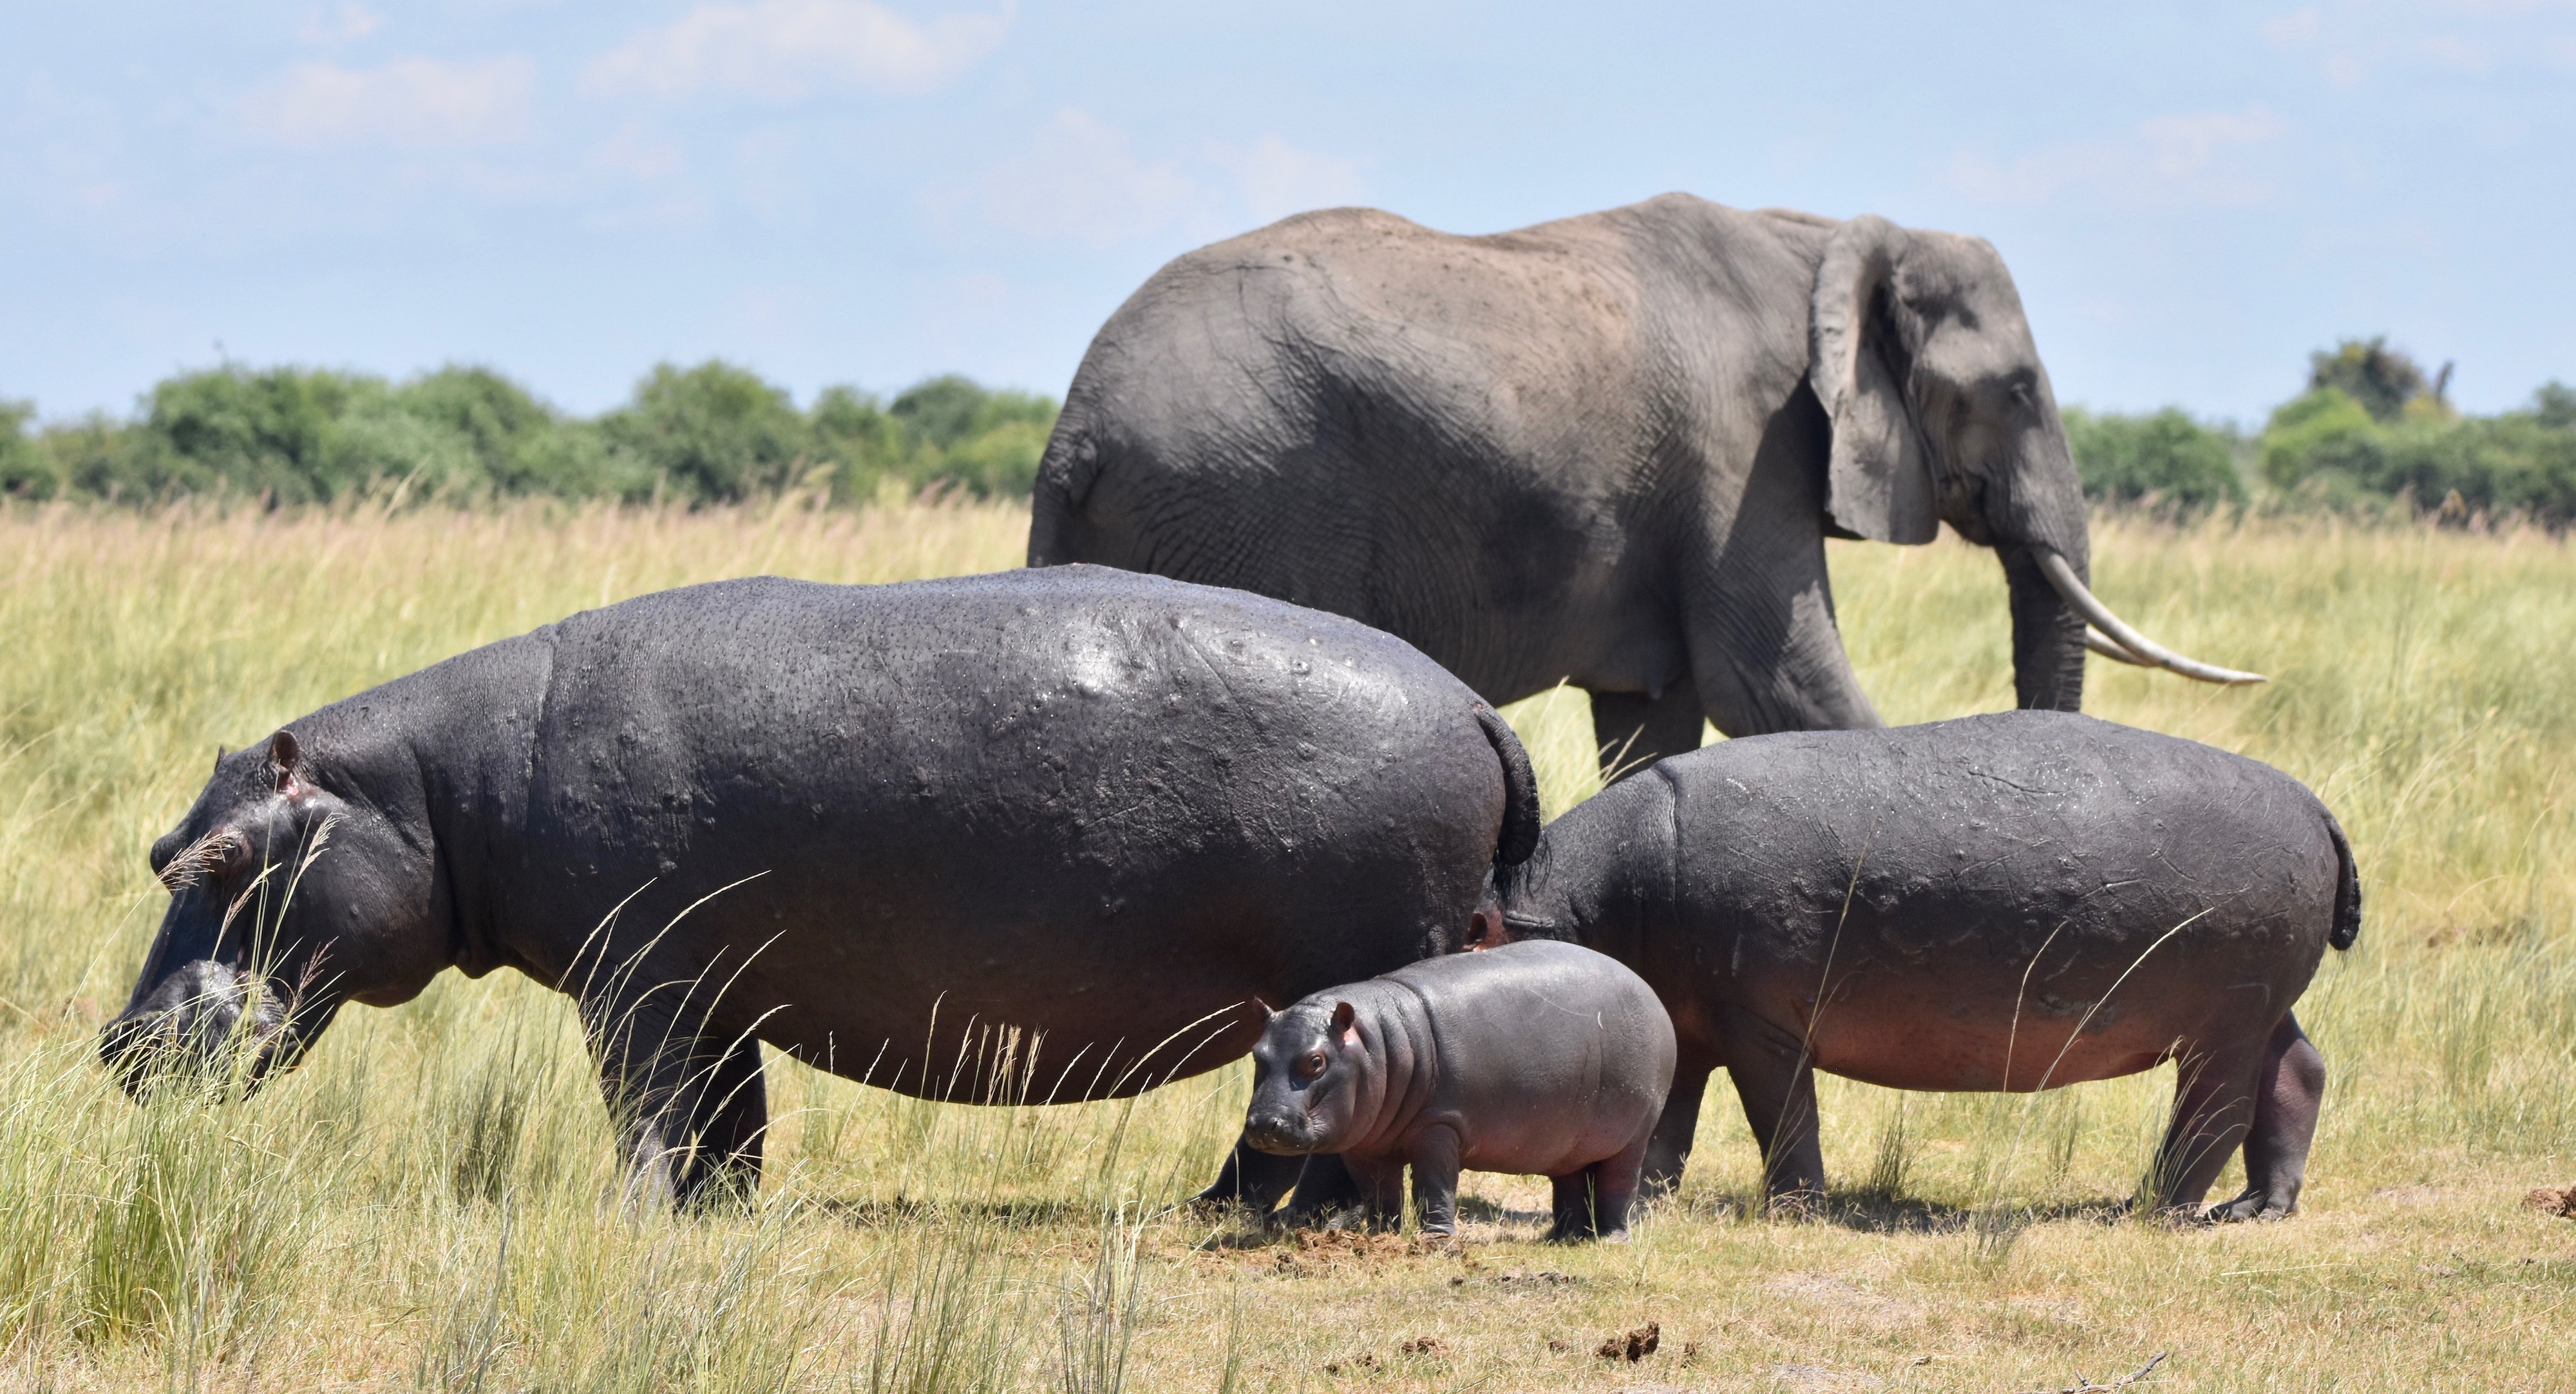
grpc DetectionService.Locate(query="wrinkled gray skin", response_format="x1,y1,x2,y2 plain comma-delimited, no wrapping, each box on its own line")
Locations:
104,567,1540,1209
1028,195,2094,779
1244,940,1675,1240
1497,711,2361,1221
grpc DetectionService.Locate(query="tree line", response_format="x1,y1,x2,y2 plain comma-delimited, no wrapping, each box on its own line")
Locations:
0,361,1058,507
2065,339,2576,526
5,342,2571,525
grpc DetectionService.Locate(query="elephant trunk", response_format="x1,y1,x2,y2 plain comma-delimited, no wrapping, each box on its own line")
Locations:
2002,544,2088,711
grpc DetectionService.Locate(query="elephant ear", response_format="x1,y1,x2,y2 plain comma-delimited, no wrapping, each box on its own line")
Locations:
1809,215,1939,545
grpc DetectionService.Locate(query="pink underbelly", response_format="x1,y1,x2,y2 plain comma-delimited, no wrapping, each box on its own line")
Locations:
1807,1017,2173,1093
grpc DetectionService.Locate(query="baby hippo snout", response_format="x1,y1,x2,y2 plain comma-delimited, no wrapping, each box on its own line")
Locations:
1242,940,1674,1241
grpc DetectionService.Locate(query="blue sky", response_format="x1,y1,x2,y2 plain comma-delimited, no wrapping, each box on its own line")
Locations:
6,1,2570,424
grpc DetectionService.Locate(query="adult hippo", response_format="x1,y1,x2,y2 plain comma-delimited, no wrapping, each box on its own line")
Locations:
103,565,1540,1207
1494,711,2360,1220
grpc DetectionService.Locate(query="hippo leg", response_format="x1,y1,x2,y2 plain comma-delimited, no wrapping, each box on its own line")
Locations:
1640,1052,1718,1198
1271,1154,1364,1227
686,1034,769,1207
1196,1134,1311,1212
1405,1124,1464,1238
586,1001,767,1210
2148,1035,2269,1216
1342,1151,1409,1234
1716,1006,1826,1203
1551,1129,1652,1242
2209,1013,2325,1222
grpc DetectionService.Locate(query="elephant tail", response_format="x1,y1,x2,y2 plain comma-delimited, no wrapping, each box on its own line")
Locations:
2325,807,2362,952
1027,416,1104,567
1477,704,1541,868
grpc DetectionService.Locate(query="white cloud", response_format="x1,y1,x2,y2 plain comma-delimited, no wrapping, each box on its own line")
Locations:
1951,107,2289,209
582,0,1009,100
980,109,1200,248
1209,136,1363,225
593,120,684,180
976,111,1363,247
242,57,534,147
2140,108,2290,176
2418,32,2490,66
2262,6,2321,42
298,3,384,44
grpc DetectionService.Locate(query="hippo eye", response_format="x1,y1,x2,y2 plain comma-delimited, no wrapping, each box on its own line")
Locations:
1296,1051,1327,1081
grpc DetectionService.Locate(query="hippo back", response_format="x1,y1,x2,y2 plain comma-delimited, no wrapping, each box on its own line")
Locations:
459,565,1519,1100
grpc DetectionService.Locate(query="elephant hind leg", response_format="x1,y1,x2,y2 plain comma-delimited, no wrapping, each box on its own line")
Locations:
1587,677,1707,784
2208,1013,2325,1221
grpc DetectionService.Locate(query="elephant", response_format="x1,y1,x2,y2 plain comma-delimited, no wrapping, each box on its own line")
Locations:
1027,194,2258,777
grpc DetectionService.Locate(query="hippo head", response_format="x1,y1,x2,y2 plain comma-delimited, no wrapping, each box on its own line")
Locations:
101,729,444,1099
1242,999,1366,1156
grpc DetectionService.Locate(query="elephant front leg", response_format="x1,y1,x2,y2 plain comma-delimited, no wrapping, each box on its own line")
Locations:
1588,678,1708,784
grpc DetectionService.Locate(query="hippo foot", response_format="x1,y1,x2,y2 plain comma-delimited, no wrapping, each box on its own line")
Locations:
2206,1189,2297,1223
1545,1225,1627,1245
1763,1188,1824,1221
1271,1201,1367,1233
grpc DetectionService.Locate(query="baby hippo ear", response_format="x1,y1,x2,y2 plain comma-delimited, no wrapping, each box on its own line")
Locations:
1331,1001,1358,1046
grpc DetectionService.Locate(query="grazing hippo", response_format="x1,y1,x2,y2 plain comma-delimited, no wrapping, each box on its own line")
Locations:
1493,711,2360,1221
1243,939,1676,1240
104,566,1540,1208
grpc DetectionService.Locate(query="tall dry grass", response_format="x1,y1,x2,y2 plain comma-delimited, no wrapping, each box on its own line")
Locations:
1,498,2571,1389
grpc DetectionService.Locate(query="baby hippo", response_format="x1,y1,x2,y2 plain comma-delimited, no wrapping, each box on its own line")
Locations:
1242,940,1676,1241
1496,711,2362,1222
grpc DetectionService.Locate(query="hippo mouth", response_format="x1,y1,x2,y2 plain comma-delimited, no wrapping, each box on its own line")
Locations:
99,965,312,1101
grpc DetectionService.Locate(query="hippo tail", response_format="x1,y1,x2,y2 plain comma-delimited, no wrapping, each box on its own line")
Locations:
1477,704,1541,868
2325,808,2362,952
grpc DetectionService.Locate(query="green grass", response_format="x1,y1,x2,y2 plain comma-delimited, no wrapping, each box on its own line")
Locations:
1,499,2571,1389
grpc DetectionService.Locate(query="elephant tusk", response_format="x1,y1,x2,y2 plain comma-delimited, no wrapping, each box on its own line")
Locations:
2084,628,2155,666
2034,550,2268,686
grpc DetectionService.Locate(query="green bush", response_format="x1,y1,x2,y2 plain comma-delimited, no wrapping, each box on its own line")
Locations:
2063,406,2245,511
0,362,1059,507
2259,382,2576,524
1,400,48,499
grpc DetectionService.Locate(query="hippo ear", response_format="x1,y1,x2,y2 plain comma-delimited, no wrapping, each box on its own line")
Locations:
1254,997,1278,1024
1330,1001,1357,1045
268,730,305,795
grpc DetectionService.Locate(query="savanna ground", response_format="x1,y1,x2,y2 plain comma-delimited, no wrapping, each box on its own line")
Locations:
2,499,2572,1392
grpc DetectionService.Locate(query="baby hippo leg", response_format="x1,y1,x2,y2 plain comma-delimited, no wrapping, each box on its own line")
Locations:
1549,1127,1653,1242
1716,1004,1826,1204
2209,1013,2327,1222
2150,1033,2271,1217
1341,1151,1413,1234
1406,1124,1465,1239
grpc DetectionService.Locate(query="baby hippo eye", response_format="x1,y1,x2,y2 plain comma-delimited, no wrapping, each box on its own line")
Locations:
1295,1051,1328,1081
